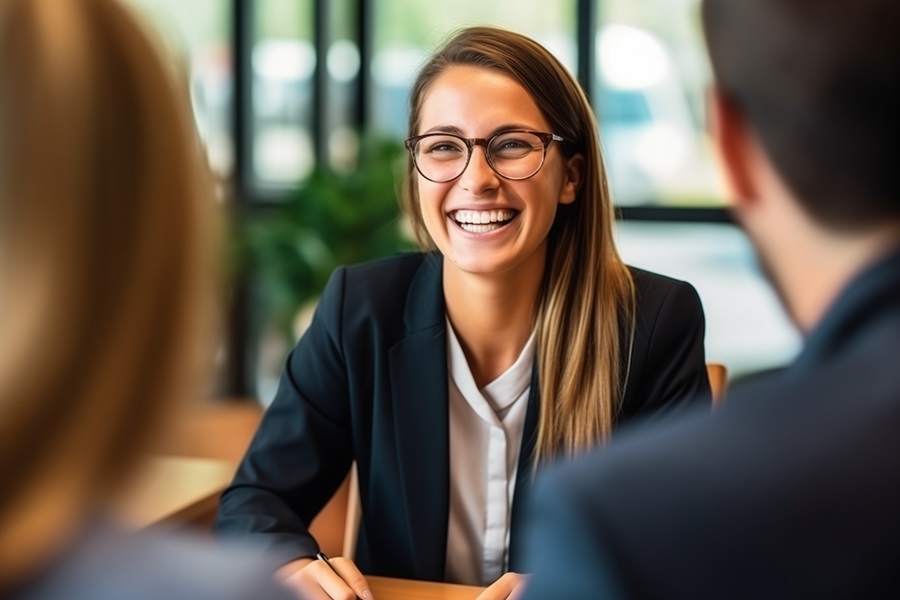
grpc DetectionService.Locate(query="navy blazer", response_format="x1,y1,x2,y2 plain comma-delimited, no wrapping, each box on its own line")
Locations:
215,252,710,582
521,248,900,599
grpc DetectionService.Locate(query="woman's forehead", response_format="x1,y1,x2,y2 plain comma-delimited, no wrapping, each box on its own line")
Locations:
417,65,548,136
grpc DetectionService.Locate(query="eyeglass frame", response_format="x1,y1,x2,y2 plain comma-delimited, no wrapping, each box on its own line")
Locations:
404,130,568,183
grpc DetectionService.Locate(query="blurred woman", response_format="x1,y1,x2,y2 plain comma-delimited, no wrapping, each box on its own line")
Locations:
0,0,292,598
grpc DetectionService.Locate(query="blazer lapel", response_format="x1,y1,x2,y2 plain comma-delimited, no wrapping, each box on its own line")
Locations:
508,364,540,572
389,255,451,580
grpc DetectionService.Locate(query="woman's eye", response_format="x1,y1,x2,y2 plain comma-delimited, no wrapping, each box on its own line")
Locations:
499,139,530,150
423,140,465,157
431,143,461,153
423,140,466,160
492,136,535,157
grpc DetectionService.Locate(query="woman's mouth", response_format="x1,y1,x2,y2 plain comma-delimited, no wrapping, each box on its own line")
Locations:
449,209,519,233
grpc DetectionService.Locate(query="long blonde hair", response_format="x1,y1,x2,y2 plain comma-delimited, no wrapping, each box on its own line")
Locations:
403,26,636,463
0,0,214,584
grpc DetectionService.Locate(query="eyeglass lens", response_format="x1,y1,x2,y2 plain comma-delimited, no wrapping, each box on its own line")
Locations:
412,131,547,182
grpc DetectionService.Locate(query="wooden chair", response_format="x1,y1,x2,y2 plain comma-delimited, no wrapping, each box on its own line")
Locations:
309,464,360,559
339,463,362,559
147,399,261,529
152,399,263,463
707,362,728,406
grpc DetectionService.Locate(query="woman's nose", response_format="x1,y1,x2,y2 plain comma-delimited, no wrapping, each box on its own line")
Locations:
457,145,500,194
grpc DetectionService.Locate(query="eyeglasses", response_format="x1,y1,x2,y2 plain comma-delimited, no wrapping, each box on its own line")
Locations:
404,130,567,183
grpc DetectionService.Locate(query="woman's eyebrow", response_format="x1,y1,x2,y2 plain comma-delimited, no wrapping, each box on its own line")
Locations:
420,123,541,137
422,125,465,135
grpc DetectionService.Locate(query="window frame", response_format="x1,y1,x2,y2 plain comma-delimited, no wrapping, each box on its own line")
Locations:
225,0,732,396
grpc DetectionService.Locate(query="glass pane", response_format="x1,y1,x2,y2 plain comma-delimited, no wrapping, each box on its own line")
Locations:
325,0,362,172
615,221,802,378
252,0,315,186
596,0,723,206
371,0,577,140
124,0,233,178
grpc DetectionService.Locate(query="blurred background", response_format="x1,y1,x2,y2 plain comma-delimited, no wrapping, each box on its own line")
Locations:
124,0,801,404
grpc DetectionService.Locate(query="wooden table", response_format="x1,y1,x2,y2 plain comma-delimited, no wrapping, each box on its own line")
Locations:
114,458,486,599
114,456,236,530
367,576,484,600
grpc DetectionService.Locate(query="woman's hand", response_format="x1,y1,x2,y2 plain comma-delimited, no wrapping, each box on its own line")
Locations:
476,572,530,600
276,556,372,600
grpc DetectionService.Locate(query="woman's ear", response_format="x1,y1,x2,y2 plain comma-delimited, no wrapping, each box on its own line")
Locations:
558,153,584,205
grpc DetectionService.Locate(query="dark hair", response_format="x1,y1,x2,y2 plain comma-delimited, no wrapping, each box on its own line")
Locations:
702,0,900,229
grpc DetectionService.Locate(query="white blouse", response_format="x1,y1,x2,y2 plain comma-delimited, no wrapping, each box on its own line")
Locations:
443,318,535,586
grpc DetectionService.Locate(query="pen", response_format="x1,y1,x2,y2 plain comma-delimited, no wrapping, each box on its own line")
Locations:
316,552,362,600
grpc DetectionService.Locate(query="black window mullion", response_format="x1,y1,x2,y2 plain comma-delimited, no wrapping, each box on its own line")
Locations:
234,0,253,203
224,0,255,397
577,0,596,103
313,0,329,165
617,205,733,224
355,0,371,131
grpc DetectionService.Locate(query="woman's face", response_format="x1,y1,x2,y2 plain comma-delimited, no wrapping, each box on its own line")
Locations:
415,65,581,279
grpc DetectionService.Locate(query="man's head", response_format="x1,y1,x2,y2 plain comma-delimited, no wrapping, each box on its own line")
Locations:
702,0,900,231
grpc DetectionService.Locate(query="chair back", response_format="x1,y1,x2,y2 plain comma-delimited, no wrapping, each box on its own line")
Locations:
309,463,360,558
707,362,728,406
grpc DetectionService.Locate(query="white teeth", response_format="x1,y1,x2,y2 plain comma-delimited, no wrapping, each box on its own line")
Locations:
458,222,504,233
451,209,516,225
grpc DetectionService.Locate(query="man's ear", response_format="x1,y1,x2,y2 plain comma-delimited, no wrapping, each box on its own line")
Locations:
558,153,584,205
708,87,758,207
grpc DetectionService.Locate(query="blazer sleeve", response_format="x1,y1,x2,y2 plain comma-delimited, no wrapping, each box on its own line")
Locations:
618,273,711,424
214,267,355,566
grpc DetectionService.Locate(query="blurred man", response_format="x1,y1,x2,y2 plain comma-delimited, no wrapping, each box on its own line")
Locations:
521,1,900,598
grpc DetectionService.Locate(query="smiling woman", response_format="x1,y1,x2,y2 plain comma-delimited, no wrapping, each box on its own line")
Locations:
214,25,713,600
410,64,579,296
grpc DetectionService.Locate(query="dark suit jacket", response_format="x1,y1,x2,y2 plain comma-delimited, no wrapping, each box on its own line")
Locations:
215,252,709,581
521,248,900,599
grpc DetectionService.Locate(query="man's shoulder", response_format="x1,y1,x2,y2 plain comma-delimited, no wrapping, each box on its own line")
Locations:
529,353,900,596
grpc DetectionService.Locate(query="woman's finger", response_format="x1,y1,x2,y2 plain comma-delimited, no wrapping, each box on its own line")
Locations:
475,572,529,600
329,556,373,600
281,560,356,600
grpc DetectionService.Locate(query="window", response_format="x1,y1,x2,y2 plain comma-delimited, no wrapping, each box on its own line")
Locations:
595,0,800,376
596,0,720,207
251,0,315,186
616,222,801,378
128,0,801,397
370,0,577,139
125,0,233,177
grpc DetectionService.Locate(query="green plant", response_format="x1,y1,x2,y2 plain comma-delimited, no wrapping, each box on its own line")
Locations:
234,135,416,338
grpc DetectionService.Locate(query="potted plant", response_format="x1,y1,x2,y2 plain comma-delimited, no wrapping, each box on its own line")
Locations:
230,134,415,393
